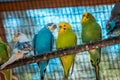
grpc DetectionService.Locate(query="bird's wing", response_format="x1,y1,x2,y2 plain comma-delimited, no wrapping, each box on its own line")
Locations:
33,34,37,55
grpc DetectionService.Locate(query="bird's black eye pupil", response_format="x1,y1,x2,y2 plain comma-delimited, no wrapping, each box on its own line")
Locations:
59,26,62,28
64,28,66,30
86,14,89,18
64,25,66,26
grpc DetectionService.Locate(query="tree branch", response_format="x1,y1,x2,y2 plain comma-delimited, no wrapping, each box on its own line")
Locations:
1,36,120,70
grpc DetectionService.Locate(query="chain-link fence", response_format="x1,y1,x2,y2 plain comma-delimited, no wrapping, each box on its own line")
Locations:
0,0,120,80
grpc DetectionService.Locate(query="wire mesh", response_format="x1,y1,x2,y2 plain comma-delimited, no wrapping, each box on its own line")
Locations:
0,1,120,80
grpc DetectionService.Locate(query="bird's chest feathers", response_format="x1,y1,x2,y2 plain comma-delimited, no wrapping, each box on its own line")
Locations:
57,32,74,48
82,24,97,42
83,26,94,37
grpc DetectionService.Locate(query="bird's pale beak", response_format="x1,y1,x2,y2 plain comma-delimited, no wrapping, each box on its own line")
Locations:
48,24,57,32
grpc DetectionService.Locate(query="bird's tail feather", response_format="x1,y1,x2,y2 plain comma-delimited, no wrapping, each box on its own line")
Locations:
64,75,68,80
40,67,47,80
95,65,100,80
40,60,49,80
41,75,44,80
70,57,75,75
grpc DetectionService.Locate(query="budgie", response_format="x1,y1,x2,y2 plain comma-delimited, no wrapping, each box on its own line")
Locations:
81,12,102,80
33,23,56,80
0,37,12,80
56,22,77,80
106,3,120,35
0,32,33,70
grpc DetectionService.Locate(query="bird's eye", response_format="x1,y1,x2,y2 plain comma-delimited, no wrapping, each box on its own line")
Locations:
64,25,66,27
59,26,62,28
64,27,66,30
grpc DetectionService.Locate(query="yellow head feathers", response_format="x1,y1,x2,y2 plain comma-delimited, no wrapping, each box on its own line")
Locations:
81,12,96,24
58,22,72,34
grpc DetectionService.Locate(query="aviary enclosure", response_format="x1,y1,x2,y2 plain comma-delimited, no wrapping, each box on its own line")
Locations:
0,0,120,80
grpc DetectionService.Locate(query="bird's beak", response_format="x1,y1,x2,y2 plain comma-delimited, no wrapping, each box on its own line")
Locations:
13,35,19,42
52,25,57,32
53,24,57,29
58,28,65,34
81,17,87,24
49,24,57,32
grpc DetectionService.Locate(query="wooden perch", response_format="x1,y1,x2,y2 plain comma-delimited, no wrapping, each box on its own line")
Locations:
1,35,120,70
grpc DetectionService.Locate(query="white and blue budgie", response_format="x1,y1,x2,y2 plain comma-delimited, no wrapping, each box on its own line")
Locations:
0,32,33,69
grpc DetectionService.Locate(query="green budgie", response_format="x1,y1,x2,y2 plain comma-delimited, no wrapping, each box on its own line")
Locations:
81,12,102,80
0,38,12,80
56,22,77,80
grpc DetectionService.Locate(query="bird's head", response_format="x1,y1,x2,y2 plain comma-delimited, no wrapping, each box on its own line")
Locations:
13,32,29,42
13,32,21,42
81,12,96,24
58,22,72,34
47,23,57,32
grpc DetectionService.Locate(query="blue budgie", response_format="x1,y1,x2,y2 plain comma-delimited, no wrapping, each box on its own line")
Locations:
33,23,56,80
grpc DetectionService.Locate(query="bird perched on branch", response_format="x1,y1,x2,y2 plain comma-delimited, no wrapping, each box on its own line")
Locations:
0,32,33,70
0,38,12,80
33,23,56,80
56,22,77,80
81,12,102,80
106,3,120,35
